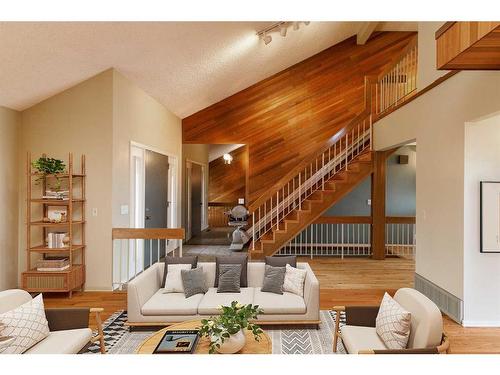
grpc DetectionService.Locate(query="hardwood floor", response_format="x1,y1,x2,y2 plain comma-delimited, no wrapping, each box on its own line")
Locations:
43,257,500,354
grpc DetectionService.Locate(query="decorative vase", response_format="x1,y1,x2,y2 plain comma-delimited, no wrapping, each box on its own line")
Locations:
214,330,246,354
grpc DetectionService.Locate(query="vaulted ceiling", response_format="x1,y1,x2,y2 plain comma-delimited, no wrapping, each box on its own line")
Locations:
0,21,416,118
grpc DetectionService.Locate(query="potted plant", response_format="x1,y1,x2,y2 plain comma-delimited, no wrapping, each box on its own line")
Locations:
31,157,66,190
198,301,264,354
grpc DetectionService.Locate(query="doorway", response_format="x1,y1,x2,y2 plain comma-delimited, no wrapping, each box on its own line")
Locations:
186,160,207,241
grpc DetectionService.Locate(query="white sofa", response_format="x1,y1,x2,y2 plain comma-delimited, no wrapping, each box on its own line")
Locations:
127,261,320,326
0,289,105,354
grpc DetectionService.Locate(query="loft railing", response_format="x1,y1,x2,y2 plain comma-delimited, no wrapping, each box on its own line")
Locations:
277,216,415,259
247,35,418,248
111,228,184,290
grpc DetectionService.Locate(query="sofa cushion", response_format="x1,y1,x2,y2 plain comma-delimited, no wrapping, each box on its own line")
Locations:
340,325,387,354
376,292,411,349
283,264,307,297
0,294,50,354
161,256,198,288
181,267,208,298
198,287,254,315
215,255,248,287
164,264,192,293
142,290,204,316
265,256,297,268
261,265,286,295
217,264,242,293
24,328,92,354
253,289,306,314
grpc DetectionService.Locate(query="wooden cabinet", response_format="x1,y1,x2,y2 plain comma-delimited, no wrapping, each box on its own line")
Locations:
22,153,86,297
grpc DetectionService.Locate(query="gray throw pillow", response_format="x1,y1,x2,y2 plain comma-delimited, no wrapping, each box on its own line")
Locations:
181,267,208,298
217,264,242,293
261,265,286,294
161,256,198,288
215,255,248,287
265,256,297,268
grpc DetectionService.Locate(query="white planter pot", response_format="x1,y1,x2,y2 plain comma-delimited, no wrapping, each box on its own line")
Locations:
214,330,246,354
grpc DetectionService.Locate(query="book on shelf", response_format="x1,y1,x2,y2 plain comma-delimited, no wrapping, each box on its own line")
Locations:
43,190,69,200
47,232,68,248
36,257,70,271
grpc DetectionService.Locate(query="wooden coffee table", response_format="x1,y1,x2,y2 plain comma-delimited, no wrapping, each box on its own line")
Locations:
136,320,271,354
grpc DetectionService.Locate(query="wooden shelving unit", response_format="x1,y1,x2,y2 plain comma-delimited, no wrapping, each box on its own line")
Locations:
22,153,86,298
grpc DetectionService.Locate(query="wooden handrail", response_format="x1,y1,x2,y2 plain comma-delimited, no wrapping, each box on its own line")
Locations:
435,22,457,39
375,35,417,80
112,228,185,240
313,216,415,224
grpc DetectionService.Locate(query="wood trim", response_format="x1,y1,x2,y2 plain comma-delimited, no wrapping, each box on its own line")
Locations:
314,216,372,224
371,151,386,260
373,71,460,123
386,216,416,224
435,22,457,40
112,228,185,240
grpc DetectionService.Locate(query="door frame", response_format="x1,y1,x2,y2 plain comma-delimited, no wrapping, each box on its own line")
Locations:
130,141,179,232
186,159,208,240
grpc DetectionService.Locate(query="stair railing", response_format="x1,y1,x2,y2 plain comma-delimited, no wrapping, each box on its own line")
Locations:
248,114,372,249
248,35,418,250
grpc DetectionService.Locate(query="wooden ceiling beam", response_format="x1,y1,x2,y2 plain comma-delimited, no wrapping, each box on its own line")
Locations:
357,22,379,45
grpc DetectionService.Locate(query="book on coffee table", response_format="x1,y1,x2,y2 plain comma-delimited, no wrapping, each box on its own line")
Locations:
153,330,200,354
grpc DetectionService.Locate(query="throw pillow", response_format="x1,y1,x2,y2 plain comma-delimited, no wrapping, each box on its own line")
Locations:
215,255,248,287
265,255,297,268
282,264,307,297
161,256,198,288
261,265,286,294
163,264,192,293
375,293,412,350
181,267,208,298
217,264,242,293
0,294,50,354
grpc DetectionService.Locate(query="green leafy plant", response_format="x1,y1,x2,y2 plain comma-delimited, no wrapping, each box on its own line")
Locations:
31,157,66,190
198,301,264,354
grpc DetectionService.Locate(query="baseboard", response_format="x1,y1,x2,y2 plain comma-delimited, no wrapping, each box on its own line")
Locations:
461,320,500,327
414,273,463,324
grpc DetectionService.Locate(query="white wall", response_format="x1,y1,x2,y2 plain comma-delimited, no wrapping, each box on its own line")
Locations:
111,70,182,229
375,71,500,302
0,106,20,290
463,113,500,326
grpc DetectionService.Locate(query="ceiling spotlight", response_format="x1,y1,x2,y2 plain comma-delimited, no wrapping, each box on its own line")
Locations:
223,153,233,165
279,24,288,37
261,32,272,45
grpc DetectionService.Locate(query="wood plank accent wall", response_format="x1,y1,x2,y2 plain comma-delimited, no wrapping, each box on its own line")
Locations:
183,32,416,205
436,22,500,69
208,145,247,203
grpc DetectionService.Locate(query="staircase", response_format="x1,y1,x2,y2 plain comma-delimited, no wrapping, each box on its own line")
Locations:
247,114,374,260
247,35,418,259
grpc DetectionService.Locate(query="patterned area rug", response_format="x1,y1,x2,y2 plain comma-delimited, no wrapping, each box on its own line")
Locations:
87,310,346,354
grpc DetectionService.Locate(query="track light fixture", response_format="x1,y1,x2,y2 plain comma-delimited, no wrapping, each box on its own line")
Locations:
257,21,310,45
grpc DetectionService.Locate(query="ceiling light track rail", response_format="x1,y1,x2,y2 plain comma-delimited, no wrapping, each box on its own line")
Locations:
257,21,310,45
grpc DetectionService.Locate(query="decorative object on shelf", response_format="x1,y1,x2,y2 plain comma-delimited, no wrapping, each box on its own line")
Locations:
198,301,263,354
31,157,66,190
23,152,86,298
47,206,67,223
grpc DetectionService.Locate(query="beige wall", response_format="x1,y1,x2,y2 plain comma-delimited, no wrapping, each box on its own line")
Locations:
464,112,500,326
20,70,114,290
0,106,20,290
182,144,209,234
375,71,500,301
417,22,449,89
112,70,182,229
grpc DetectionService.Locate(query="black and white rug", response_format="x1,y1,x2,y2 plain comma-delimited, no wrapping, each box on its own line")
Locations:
87,310,346,354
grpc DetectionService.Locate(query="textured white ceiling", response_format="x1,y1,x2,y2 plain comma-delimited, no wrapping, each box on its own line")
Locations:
0,22,416,118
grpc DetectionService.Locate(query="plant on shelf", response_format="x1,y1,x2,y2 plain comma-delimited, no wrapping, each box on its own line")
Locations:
32,157,66,190
198,301,263,354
